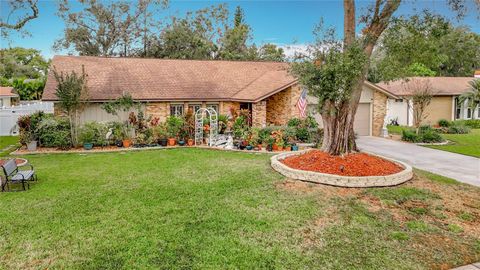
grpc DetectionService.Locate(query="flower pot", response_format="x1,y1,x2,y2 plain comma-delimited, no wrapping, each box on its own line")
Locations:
292,145,299,151
285,146,292,151
178,140,185,146
187,139,194,146
158,138,168,147
272,144,278,151
257,144,262,150
246,145,253,150
27,140,37,151
115,140,123,147
277,146,284,151
83,143,94,150
168,138,176,146
122,139,132,148
266,145,273,152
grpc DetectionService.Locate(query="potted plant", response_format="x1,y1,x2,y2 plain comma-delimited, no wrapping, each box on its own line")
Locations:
291,143,299,151
187,138,194,146
79,126,95,150
276,139,285,151
285,144,292,151
265,137,274,152
122,125,133,148
166,116,183,146
24,132,37,151
154,123,168,147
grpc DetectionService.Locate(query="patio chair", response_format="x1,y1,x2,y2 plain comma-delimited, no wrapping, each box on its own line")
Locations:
1,159,37,192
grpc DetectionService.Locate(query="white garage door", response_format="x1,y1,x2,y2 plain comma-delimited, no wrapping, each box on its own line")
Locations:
354,103,371,136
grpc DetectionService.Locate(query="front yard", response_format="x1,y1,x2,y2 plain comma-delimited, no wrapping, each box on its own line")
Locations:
1,149,479,269
426,129,480,157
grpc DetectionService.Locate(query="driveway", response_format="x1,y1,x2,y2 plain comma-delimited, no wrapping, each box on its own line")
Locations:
357,136,480,187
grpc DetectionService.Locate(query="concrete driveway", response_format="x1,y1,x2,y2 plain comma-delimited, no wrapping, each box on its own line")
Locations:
357,136,480,187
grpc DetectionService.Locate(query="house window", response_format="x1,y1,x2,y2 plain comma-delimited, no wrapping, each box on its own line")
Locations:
207,104,219,114
0,99,3,107
467,107,472,119
188,104,202,114
454,97,461,119
170,104,184,116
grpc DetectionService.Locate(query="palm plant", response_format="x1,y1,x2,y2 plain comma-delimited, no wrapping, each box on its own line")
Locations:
459,79,480,119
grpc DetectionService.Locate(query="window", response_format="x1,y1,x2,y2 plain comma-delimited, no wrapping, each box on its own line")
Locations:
188,104,202,114
170,104,184,116
478,106,480,118
467,107,472,119
0,99,3,107
207,104,218,114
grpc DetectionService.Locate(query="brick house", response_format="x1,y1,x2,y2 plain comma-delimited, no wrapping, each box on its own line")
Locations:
42,55,397,136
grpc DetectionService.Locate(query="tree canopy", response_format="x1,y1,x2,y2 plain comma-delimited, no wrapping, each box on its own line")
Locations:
0,47,49,79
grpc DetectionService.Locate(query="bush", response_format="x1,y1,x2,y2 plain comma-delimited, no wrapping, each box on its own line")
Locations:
438,119,451,127
166,116,184,138
453,119,480,129
36,117,72,149
78,122,108,146
402,129,419,143
420,129,443,143
17,111,47,144
447,125,470,134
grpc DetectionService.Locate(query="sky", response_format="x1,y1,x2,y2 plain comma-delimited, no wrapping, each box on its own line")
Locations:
1,0,479,59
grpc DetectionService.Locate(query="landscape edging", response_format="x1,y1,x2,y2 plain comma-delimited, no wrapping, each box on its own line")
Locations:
270,149,413,187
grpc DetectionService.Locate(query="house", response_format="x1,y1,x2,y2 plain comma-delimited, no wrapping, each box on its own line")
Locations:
0,87,19,108
42,55,396,136
378,77,479,126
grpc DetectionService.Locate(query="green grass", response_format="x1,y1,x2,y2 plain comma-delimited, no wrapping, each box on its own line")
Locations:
1,148,479,269
0,136,18,156
426,129,480,157
387,125,411,135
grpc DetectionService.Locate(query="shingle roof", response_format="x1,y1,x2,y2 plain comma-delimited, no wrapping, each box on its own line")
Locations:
377,77,475,96
42,56,296,102
0,87,17,97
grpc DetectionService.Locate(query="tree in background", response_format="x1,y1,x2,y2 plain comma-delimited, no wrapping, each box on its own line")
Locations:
405,79,434,130
0,0,39,38
0,47,49,79
369,12,480,82
459,79,480,119
258,43,285,62
53,66,89,146
218,6,254,60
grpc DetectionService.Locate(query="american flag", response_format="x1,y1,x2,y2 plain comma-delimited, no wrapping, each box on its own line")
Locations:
296,88,308,118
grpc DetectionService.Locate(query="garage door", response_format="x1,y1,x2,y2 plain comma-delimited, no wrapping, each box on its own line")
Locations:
354,103,371,136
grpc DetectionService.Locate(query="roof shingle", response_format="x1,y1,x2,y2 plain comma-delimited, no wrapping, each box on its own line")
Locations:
377,77,475,96
42,56,296,102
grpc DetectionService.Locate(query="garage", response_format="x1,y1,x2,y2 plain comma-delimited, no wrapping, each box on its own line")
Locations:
353,103,371,136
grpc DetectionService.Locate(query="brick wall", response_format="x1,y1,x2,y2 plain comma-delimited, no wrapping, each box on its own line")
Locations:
145,102,169,122
252,101,267,127
220,101,240,117
372,91,387,136
265,85,302,125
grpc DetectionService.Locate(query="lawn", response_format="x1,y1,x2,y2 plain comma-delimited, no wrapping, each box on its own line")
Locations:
0,136,19,156
427,129,480,157
1,149,479,269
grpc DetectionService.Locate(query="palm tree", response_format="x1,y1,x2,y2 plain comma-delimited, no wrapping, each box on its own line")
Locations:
459,79,480,119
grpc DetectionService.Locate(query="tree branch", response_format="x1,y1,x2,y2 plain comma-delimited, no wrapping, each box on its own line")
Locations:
0,0,39,30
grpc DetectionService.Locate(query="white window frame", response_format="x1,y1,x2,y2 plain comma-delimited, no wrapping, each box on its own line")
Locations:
170,104,184,117
206,103,219,114
188,104,202,114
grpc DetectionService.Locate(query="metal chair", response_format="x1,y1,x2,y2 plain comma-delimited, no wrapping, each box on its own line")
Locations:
1,159,37,191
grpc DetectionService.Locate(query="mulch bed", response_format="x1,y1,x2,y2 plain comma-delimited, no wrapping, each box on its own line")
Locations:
281,150,404,176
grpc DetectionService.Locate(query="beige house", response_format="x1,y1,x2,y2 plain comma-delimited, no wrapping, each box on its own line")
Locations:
378,77,479,126
0,87,19,108
43,55,395,136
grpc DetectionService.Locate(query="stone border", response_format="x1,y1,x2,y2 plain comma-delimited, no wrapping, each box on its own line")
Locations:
415,140,450,146
270,149,413,187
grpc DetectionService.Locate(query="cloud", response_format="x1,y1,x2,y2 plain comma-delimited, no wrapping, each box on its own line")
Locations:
277,44,310,59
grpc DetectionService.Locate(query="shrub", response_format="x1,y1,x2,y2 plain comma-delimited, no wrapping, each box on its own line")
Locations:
401,129,419,143
421,129,443,143
36,117,72,149
166,116,184,138
78,122,108,146
438,119,451,127
453,119,480,129
17,111,47,145
447,125,470,134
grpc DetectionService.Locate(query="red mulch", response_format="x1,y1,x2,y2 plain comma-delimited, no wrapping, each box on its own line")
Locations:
281,150,404,176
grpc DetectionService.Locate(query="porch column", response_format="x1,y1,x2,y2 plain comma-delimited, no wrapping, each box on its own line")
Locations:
252,100,267,127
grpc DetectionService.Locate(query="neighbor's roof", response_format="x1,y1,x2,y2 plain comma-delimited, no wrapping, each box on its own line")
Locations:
475,70,480,78
0,87,18,97
377,77,476,96
42,56,297,102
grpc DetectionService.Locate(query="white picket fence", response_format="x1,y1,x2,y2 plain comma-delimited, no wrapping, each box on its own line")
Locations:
0,102,54,136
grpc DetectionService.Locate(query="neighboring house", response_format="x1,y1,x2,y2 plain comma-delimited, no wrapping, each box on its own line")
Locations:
379,77,479,126
42,55,396,136
0,87,19,108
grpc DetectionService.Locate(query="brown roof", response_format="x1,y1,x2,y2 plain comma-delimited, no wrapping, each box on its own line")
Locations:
0,87,18,97
42,56,296,102
377,77,475,96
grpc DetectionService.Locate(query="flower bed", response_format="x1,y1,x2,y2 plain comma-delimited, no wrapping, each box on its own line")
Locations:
271,150,413,187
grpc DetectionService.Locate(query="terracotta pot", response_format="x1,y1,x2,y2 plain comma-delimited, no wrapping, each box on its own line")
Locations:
187,139,194,146
285,146,292,151
168,138,176,146
272,144,278,151
257,144,262,150
122,139,132,148
277,146,284,151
